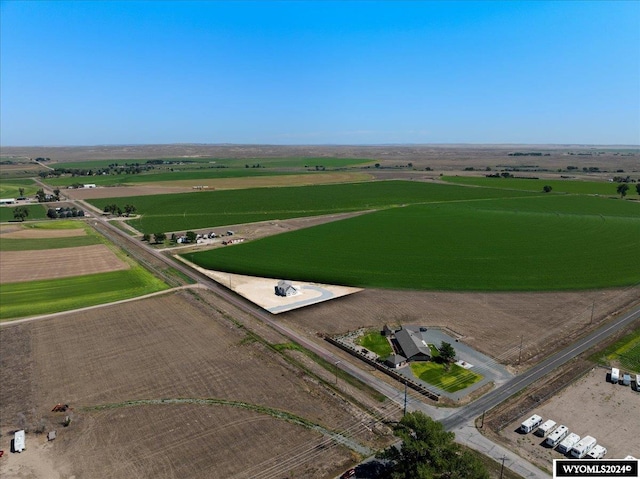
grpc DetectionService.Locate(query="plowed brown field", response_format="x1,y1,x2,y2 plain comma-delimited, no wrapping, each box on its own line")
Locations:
0,244,129,283
0,290,391,479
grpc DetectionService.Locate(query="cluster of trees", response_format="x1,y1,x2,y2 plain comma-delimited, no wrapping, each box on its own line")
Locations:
35,188,60,202
47,207,85,219
377,412,489,479
142,232,166,244
485,172,513,178
103,203,136,217
616,183,640,198
38,162,156,179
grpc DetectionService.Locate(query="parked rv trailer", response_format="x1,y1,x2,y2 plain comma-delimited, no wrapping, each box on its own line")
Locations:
535,419,557,437
546,425,569,447
557,433,580,454
636,375,640,392
611,367,620,383
622,373,631,386
13,430,25,453
586,445,607,459
520,414,543,433
570,435,597,459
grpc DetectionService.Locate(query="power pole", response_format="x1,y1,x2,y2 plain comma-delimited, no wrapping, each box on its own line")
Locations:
518,336,523,367
590,299,595,325
335,361,340,385
480,410,485,428
500,455,506,479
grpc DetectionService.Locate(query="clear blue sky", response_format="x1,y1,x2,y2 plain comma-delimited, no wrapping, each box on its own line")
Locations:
1,1,639,146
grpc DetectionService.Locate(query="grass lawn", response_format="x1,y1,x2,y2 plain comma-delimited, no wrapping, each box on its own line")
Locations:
410,361,483,393
356,330,393,358
184,194,640,291
0,204,47,222
0,266,168,320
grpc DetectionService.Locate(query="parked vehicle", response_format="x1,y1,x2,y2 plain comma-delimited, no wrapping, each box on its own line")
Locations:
557,432,580,454
341,468,356,479
546,425,569,447
520,414,543,433
586,445,607,459
611,367,620,383
535,419,557,437
571,436,597,459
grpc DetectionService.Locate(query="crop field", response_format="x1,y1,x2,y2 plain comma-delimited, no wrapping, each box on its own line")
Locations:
0,290,392,478
0,204,46,222
0,178,38,198
595,329,640,373
410,362,482,393
184,194,640,291
0,235,99,251
442,176,640,196
87,180,538,233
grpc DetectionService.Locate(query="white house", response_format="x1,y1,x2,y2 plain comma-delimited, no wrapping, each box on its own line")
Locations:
275,280,298,297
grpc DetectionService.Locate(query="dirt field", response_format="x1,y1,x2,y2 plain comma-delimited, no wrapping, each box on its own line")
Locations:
499,367,640,472
0,290,395,478
0,244,130,283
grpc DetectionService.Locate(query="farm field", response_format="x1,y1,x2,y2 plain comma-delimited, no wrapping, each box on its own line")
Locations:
0,204,46,222
0,178,39,198
594,328,640,373
0,221,167,320
87,180,538,233
0,290,393,478
184,194,640,291
442,176,640,196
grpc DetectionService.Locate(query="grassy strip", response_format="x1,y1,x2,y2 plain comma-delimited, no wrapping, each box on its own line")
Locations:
410,362,483,393
356,330,393,358
0,235,100,251
184,196,640,291
590,328,640,373
0,178,38,198
0,204,47,222
0,267,168,320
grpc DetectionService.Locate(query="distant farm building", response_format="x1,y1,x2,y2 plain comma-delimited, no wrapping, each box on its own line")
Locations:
0,198,16,205
275,280,298,297
83,184,96,189
384,354,407,369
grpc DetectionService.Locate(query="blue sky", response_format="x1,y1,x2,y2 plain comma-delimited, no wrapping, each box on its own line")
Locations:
1,1,639,146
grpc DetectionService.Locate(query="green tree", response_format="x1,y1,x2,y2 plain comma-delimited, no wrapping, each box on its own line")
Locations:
124,204,137,216
617,183,629,198
53,188,61,201
18,187,25,197
186,231,197,243
153,232,166,244
35,189,47,202
543,185,552,193
142,233,151,242
636,183,640,196
13,206,29,222
47,208,58,219
439,342,456,364
378,412,488,479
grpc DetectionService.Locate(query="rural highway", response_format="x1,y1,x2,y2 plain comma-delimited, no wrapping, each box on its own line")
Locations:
37,204,640,477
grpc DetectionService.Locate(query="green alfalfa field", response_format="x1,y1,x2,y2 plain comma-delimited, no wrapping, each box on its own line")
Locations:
88,180,539,234
182,194,640,291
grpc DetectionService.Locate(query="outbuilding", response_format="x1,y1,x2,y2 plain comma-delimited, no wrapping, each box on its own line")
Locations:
384,354,407,369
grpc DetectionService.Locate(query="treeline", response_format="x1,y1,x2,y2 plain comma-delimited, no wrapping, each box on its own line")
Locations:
47,207,85,219
103,204,137,217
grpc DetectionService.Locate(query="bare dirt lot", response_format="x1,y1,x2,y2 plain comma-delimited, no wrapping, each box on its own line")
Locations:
499,367,640,472
0,290,395,479
0,244,129,283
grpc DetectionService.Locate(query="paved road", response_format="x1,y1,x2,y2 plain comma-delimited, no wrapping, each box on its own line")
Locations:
38,204,640,478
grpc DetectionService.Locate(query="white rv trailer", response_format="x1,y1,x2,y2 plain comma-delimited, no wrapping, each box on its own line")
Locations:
520,414,543,433
611,367,620,383
557,433,581,454
571,435,597,459
535,419,557,437
586,445,607,459
636,375,640,392
546,425,569,447
14,430,25,452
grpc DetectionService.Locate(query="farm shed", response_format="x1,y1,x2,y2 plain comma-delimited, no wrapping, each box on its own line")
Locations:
14,430,25,452
275,280,298,297
0,198,16,205
384,354,407,369
394,327,431,362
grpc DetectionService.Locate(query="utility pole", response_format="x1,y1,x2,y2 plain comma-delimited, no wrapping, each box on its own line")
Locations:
500,455,506,479
590,299,595,325
335,361,340,385
480,410,485,428
518,336,523,367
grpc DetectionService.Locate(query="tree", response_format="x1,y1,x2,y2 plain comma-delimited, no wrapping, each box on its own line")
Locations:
35,189,47,202
185,231,197,243
636,183,640,196
153,232,166,244
617,183,629,198
378,412,489,479
439,342,456,364
53,188,61,201
13,206,29,222
142,233,151,242
124,204,137,216
18,187,25,197
47,208,58,219
543,185,552,193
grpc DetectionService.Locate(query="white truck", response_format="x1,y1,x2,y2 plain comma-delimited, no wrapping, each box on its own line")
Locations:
546,425,569,447
557,433,581,454
520,414,543,433
571,435,597,459
586,445,607,459
535,419,557,437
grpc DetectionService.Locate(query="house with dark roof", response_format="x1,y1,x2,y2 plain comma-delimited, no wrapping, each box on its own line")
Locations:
384,354,407,369
275,280,298,297
394,327,431,362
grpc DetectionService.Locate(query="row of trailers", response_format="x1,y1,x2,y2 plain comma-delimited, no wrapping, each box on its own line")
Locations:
520,415,607,459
